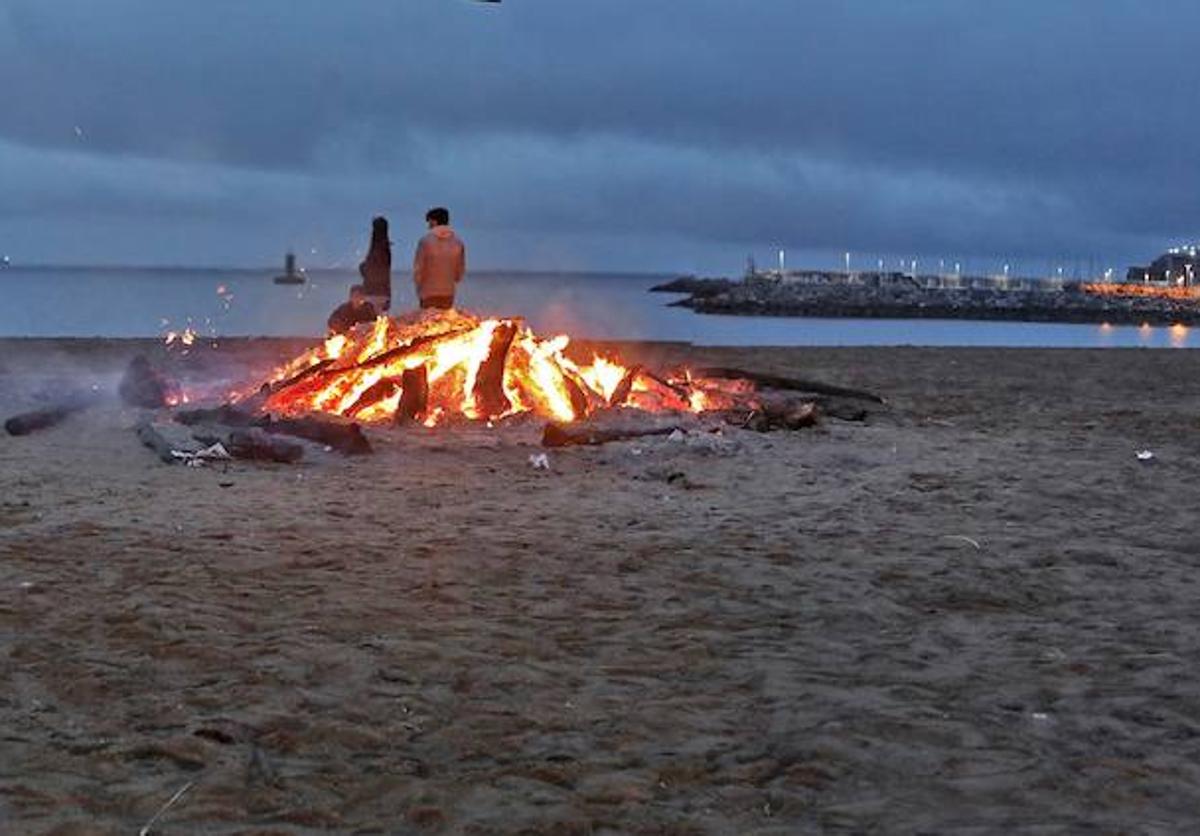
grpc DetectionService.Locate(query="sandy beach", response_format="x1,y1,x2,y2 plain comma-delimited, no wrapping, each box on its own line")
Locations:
3,338,1200,834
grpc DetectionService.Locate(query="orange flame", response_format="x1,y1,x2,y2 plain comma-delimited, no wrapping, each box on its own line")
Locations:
253,310,740,425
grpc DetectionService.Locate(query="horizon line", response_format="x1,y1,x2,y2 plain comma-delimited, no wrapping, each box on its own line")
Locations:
0,262,679,278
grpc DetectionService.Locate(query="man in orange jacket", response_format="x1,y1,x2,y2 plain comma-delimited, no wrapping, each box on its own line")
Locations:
412,207,466,309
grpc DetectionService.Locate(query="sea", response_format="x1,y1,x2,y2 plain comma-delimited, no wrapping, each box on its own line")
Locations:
0,266,1195,348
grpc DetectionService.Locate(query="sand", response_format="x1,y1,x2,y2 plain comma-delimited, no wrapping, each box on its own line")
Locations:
2,338,1200,834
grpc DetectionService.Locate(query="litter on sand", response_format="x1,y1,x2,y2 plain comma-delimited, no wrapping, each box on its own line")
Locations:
528,453,551,470
171,442,232,467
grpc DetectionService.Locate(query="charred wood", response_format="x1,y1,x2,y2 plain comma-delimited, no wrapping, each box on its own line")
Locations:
561,372,592,420
225,428,304,463
760,399,819,430
695,366,884,404
267,326,472,400
473,322,516,418
542,423,681,448
262,358,336,395
642,369,689,398
817,398,869,422
135,420,182,463
396,366,429,424
268,415,372,455
608,364,641,407
175,404,260,428
729,398,820,432
345,378,400,418
118,355,176,408
176,402,371,455
5,393,97,436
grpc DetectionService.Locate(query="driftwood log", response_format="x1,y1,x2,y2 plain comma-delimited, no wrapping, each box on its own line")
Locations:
5,393,98,436
695,367,884,404
396,366,429,424
176,404,371,455
175,404,258,428
269,416,372,456
542,423,681,448
818,399,869,422
135,420,183,463
737,399,820,432
225,428,304,463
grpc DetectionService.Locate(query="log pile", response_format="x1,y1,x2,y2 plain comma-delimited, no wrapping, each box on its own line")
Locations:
2,350,884,465
176,405,372,456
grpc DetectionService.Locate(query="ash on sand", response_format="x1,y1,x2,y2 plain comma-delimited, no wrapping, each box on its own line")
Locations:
3,338,1200,832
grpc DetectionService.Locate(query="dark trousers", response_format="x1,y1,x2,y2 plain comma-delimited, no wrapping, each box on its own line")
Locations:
420,295,455,310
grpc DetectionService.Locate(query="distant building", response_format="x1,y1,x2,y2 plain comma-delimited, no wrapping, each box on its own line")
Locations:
1126,247,1200,286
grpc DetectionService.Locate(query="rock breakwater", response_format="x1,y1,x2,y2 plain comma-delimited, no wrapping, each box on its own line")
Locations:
655,274,1200,325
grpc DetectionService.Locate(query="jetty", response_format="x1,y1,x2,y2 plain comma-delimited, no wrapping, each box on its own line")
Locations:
655,264,1200,326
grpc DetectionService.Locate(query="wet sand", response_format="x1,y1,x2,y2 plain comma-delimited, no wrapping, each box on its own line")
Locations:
3,338,1200,834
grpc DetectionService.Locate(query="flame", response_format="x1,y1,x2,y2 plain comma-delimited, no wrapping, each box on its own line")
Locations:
164,326,197,348
252,310,743,425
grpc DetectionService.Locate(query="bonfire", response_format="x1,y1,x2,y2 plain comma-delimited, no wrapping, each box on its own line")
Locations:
5,309,882,462
252,309,751,427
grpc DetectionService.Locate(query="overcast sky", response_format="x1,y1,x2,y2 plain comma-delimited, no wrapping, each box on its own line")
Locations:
1,0,1197,274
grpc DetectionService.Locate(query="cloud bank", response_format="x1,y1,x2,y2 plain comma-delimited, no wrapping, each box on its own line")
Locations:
2,0,1197,273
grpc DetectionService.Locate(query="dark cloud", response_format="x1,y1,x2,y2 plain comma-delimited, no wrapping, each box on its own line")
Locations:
1,0,1197,271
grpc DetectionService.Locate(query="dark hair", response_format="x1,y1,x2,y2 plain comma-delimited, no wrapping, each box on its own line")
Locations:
350,284,366,296
425,207,450,226
370,216,389,246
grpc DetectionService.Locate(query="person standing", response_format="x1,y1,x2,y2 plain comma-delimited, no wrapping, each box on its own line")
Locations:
359,216,392,312
412,207,466,310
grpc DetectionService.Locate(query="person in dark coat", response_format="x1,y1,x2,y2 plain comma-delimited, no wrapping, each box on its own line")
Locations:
359,216,392,312
327,284,378,335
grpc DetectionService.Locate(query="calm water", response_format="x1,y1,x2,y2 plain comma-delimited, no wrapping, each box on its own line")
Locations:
0,266,1195,348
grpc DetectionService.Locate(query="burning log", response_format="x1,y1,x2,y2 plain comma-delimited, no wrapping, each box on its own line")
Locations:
542,422,682,448
263,358,336,395
561,371,592,420
300,327,472,391
356,327,474,373
608,364,641,407
695,367,884,404
264,327,475,412
472,322,516,418
5,393,98,436
345,378,400,418
396,366,429,424
268,415,372,456
119,355,176,408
